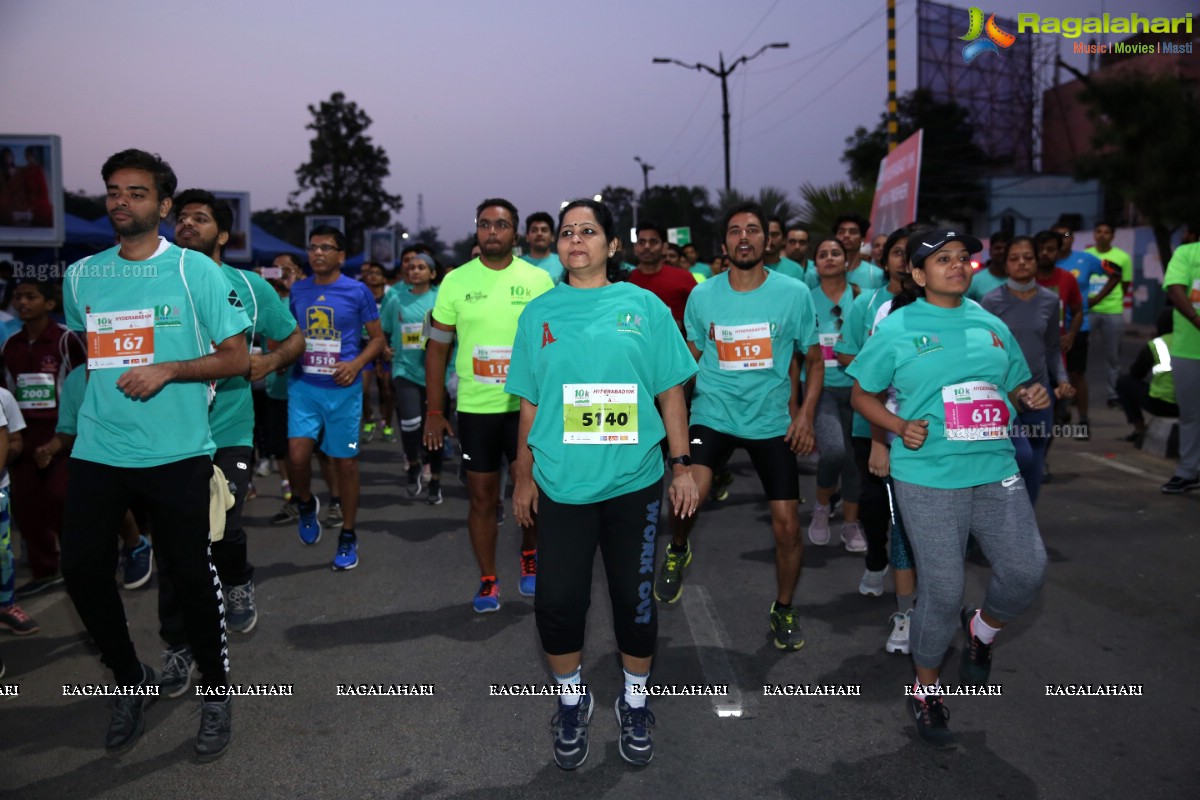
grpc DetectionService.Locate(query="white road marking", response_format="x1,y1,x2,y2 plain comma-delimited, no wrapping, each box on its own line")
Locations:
681,585,749,718
1077,452,1159,479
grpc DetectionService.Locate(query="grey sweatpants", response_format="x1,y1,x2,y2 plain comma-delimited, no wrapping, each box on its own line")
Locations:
1090,311,1125,402
893,476,1047,670
814,386,861,503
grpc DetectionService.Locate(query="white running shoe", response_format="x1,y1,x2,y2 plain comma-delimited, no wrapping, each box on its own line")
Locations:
886,609,912,654
859,566,888,597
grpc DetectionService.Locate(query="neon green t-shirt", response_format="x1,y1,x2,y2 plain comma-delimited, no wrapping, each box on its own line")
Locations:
846,298,1031,489
64,240,250,468
689,262,713,279
835,286,897,437
210,264,297,449
1163,242,1200,360
431,258,554,413
810,284,858,389
685,271,818,439
1085,245,1132,314
380,285,438,385
506,282,696,504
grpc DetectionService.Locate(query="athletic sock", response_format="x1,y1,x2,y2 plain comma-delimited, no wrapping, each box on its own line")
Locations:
623,668,649,708
912,679,939,701
896,593,915,615
668,542,688,554
554,666,583,707
971,610,1000,644
298,495,316,513
340,528,356,542
330,495,341,506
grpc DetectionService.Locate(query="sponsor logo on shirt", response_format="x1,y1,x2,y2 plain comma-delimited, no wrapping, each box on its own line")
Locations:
306,306,338,339
510,285,533,305
227,289,244,309
617,312,643,334
154,304,182,328
464,291,486,303
991,331,1005,349
913,334,943,356
541,322,557,348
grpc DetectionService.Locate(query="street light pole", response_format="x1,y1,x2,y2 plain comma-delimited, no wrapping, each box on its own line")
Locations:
634,156,654,195
653,42,789,193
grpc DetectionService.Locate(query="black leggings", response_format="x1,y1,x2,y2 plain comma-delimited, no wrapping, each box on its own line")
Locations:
535,481,661,658
392,376,445,474
62,456,229,688
852,436,891,572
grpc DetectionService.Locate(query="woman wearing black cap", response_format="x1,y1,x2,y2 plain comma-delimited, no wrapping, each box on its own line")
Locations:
846,229,1050,749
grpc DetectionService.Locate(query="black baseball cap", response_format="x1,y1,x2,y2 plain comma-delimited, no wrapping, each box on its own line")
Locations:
906,229,983,270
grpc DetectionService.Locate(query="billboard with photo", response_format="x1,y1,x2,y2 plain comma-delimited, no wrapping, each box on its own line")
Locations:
212,190,251,262
0,134,65,247
305,214,345,246
365,229,396,268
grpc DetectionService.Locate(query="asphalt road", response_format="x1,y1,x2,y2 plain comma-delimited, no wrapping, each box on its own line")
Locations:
3,338,1198,800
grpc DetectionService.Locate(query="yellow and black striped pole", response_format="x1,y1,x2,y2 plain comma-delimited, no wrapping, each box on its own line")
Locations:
887,0,898,152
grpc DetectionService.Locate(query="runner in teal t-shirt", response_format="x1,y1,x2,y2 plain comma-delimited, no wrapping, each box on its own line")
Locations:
59,148,252,761
508,199,699,770
806,236,865,554
847,228,1049,751
380,252,445,503
832,226,918,655
664,203,823,653
170,190,305,642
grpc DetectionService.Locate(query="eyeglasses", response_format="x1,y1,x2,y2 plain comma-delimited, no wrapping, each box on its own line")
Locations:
830,304,843,331
306,244,341,253
476,219,513,231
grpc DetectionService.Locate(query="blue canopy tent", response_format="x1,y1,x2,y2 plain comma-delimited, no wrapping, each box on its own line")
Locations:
155,222,305,265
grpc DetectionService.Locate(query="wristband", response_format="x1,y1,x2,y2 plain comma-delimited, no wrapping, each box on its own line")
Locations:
427,410,443,415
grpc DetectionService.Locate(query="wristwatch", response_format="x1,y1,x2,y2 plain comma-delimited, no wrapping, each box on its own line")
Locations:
668,455,692,467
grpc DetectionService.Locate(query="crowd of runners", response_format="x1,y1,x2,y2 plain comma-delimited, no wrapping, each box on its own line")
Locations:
1,147,1197,768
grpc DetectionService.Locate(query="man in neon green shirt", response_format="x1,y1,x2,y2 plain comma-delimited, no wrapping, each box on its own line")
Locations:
424,198,554,612
61,149,250,761
1162,241,1200,493
1085,220,1134,406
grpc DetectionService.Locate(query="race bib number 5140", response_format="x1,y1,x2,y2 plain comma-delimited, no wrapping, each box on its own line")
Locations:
563,383,639,444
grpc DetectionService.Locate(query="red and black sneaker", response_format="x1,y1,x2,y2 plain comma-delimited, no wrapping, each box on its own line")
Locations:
959,607,993,686
909,693,955,750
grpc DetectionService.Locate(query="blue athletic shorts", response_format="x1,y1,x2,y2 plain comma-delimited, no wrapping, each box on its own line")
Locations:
288,379,363,458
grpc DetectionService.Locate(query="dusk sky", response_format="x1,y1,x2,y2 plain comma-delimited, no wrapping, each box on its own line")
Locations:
3,0,1191,242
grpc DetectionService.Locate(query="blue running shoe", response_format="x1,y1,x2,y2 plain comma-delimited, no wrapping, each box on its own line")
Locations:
332,533,358,571
551,691,594,770
473,578,500,613
121,535,153,590
519,550,537,597
298,497,321,546
615,697,655,766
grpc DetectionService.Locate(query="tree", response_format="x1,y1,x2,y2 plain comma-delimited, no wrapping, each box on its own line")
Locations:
638,185,717,259
290,91,403,253
1062,64,1200,266
450,231,478,265
842,89,990,225
795,181,876,237
598,185,637,247
63,190,106,221
252,207,306,249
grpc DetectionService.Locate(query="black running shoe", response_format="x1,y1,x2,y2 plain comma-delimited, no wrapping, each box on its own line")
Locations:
615,697,655,766
959,608,993,685
908,694,954,750
195,696,233,762
105,663,158,753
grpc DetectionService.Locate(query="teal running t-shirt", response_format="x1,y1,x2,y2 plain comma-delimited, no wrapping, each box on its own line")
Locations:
55,366,86,436
810,284,858,389
380,285,438,385
521,252,565,283
847,262,886,292
766,256,806,284
685,271,818,440
966,267,1007,303
846,298,1032,489
505,282,696,504
210,264,297,449
64,239,250,468
835,286,896,437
